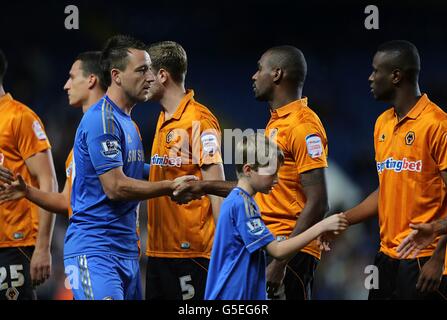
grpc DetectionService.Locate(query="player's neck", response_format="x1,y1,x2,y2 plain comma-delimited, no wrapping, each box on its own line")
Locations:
392,85,421,121
161,85,186,120
82,89,105,113
0,85,5,98
269,87,302,110
237,179,256,197
106,87,135,115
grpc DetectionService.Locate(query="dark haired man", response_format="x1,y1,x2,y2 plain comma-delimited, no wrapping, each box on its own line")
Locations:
61,35,196,300
0,51,106,217
252,45,329,300
334,40,447,300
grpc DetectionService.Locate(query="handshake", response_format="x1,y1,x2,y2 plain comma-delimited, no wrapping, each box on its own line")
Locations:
170,175,207,205
0,164,208,206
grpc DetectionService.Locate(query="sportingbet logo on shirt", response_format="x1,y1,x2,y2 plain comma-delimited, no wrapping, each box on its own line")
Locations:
101,140,119,158
376,157,423,174
32,120,47,140
151,154,182,167
305,134,323,158
246,218,265,236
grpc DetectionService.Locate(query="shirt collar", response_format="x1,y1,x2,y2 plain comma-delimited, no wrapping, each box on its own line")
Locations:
171,90,195,121
104,95,131,119
396,93,430,121
271,97,308,118
0,93,13,108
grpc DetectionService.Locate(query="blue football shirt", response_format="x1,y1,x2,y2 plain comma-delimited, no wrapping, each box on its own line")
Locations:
205,187,275,300
64,95,144,259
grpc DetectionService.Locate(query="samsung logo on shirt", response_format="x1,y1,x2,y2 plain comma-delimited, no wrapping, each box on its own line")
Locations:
376,157,422,174
127,149,144,163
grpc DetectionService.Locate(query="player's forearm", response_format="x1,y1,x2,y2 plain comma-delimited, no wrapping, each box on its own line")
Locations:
289,200,328,238
267,223,323,260
434,219,447,236
200,180,236,197
26,186,69,215
35,176,58,249
110,177,173,201
429,235,447,262
344,188,379,225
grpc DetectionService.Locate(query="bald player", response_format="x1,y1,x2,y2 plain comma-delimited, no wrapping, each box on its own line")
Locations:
331,40,447,300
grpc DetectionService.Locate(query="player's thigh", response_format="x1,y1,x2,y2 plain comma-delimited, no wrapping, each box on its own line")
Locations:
64,255,124,300
122,258,142,300
0,246,36,300
146,257,209,300
178,258,209,300
283,252,318,300
146,257,173,300
368,252,399,300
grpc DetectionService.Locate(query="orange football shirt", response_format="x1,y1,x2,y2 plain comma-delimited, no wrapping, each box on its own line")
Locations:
255,97,328,259
374,94,447,261
146,90,222,258
0,93,51,247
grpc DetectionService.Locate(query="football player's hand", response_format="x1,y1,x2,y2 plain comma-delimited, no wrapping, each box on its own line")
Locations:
317,213,348,251
266,259,287,299
171,177,203,204
0,174,28,204
416,256,444,293
397,223,436,259
0,165,15,185
30,247,52,287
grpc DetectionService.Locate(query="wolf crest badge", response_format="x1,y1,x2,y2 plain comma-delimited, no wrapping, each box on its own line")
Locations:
405,131,415,145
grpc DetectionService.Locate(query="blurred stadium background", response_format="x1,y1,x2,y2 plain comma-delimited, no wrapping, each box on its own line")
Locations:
2,0,447,299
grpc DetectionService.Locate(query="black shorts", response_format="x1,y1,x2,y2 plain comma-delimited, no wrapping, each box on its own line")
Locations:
145,257,209,300
267,251,319,300
368,251,447,300
0,246,36,300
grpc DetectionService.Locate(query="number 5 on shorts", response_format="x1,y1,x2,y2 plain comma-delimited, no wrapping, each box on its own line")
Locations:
179,275,195,300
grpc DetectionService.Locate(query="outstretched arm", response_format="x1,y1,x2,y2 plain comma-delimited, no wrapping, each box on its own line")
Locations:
0,174,70,215
266,213,348,260
344,188,379,225
99,166,197,201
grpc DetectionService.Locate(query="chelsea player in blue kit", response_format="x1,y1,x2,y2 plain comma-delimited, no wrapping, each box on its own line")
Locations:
64,35,197,300
205,134,348,300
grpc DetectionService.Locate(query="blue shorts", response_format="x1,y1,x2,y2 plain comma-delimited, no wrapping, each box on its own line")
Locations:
64,254,142,300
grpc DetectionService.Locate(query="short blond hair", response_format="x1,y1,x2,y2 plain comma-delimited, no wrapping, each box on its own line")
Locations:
235,133,284,178
147,41,187,84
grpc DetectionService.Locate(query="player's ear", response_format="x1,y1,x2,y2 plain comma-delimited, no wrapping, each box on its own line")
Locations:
111,68,121,85
272,67,283,83
87,74,97,89
242,164,252,177
158,68,168,84
391,69,402,85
